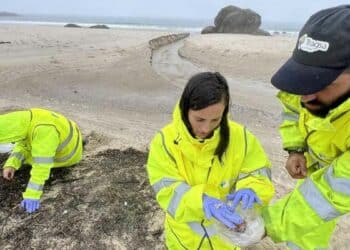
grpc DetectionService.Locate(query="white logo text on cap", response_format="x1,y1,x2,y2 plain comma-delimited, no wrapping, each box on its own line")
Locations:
298,34,329,53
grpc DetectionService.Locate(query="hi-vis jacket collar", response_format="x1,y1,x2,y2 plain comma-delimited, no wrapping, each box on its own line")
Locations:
172,103,221,168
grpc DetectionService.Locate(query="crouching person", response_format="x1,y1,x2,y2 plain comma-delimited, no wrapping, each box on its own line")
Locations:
147,72,275,249
1,108,83,213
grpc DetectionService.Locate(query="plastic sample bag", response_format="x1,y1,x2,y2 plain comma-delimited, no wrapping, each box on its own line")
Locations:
0,143,14,153
214,203,265,247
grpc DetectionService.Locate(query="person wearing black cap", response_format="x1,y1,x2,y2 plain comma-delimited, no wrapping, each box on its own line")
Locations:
261,5,350,249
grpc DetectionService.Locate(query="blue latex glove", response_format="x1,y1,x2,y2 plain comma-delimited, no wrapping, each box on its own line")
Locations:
226,188,261,210
203,195,243,228
21,199,41,213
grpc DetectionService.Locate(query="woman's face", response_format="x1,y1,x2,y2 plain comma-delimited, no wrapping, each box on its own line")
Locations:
188,101,226,139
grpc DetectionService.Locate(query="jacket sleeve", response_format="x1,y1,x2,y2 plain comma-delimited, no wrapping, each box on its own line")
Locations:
235,128,275,205
4,141,29,170
23,125,60,200
277,91,306,151
147,132,219,223
263,150,350,246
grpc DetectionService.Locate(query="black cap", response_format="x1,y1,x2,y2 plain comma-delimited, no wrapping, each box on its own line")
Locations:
271,5,350,95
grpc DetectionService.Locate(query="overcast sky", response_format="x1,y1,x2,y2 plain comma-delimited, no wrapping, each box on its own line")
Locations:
1,1,348,23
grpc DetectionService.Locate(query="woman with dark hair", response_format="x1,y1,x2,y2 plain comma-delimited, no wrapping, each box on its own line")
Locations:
147,72,274,249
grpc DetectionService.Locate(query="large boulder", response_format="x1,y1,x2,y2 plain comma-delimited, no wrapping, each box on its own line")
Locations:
202,5,270,36
214,5,242,28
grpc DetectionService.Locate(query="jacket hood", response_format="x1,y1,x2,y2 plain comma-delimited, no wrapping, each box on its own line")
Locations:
172,103,221,168
0,111,30,143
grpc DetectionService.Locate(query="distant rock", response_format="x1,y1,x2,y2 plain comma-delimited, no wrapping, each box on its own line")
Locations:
252,29,271,36
202,5,270,36
201,26,216,34
89,24,109,29
64,23,82,28
0,11,19,17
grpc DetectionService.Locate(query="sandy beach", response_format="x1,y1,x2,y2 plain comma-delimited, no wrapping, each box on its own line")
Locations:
0,24,349,249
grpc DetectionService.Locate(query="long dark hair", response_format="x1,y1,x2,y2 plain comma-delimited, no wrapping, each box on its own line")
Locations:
179,72,230,161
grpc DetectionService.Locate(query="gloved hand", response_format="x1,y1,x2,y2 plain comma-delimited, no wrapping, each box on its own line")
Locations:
203,195,243,228
227,188,261,210
21,199,40,213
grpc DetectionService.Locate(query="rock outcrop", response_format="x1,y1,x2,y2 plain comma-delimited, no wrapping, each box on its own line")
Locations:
64,23,82,28
89,24,109,29
202,5,270,36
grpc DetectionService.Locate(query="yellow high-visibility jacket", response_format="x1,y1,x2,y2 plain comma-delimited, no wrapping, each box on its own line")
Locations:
263,92,350,249
0,108,83,200
147,104,274,249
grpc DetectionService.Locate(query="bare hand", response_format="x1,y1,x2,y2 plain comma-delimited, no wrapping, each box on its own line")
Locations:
3,167,16,180
285,153,307,179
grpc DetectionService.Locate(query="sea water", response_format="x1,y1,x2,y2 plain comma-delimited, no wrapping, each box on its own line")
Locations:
0,14,300,35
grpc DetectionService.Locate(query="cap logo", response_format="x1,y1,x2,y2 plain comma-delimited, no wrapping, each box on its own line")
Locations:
298,34,329,53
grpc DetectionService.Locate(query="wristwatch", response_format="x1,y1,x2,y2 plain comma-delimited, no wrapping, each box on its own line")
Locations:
287,148,305,155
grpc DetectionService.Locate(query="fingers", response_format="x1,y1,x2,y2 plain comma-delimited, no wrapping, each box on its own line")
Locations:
8,171,14,180
255,195,262,205
288,164,307,179
229,193,241,210
28,202,40,213
216,213,236,228
286,154,307,179
226,193,235,200
3,171,10,180
20,200,26,209
217,208,243,228
28,202,34,213
223,209,243,225
300,164,307,177
35,202,40,211
20,200,40,213
241,194,249,209
286,163,301,178
3,168,15,180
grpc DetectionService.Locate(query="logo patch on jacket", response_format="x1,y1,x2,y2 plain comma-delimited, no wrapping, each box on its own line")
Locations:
220,181,229,189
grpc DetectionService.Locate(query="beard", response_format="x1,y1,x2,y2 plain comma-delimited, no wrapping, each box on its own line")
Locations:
301,91,350,118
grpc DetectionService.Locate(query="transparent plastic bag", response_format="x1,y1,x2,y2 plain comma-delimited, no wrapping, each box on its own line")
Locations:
0,143,14,153
214,203,265,247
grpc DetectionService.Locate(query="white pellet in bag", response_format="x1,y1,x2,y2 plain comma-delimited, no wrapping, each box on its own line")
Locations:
214,204,265,247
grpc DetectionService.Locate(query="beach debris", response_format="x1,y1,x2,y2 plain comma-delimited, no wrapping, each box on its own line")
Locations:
0,144,162,249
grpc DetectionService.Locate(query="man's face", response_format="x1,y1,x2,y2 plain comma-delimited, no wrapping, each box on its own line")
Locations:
301,72,350,117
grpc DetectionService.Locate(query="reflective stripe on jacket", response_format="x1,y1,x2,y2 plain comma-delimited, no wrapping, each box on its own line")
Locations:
1,108,83,199
263,92,350,249
147,104,274,249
